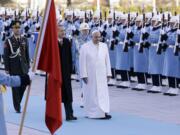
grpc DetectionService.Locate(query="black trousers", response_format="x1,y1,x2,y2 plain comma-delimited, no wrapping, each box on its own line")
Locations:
151,74,162,86
111,68,116,79
168,77,179,88
12,86,26,112
0,55,3,63
129,67,136,77
178,78,180,87
64,102,73,118
116,70,129,81
136,72,146,84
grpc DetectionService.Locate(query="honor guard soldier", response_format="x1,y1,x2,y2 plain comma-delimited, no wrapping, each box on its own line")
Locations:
163,16,180,96
101,13,117,86
89,10,102,33
3,20,30,113
147,15,165,93
115,13,134,88
63,10,76,40
132,14,150,90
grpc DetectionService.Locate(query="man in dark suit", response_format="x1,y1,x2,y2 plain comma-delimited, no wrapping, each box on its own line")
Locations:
57,24,77,121
3,20,30,113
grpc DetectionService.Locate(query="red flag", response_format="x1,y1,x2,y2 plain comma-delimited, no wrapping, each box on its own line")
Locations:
35,0,62,134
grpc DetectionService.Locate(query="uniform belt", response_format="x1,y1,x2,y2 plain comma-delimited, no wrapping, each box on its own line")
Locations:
135,43,140,46
119,41,124,44
168,45,175,48
151,43,158,47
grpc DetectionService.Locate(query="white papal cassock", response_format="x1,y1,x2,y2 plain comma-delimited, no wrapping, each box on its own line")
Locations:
80,41,112,118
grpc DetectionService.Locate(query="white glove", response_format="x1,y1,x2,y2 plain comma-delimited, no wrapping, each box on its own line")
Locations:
126,27,131,33
177,29,180,35
160,29,165,35
28,71,35,80
112,26,116,31
141,27,146,34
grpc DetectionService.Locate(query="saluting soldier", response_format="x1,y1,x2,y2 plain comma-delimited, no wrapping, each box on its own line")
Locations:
3,20,30,113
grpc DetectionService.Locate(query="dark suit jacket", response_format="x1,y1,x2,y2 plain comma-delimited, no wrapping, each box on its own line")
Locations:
58,38,73,103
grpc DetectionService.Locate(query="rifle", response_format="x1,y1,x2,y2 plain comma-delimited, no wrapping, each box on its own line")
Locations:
36,10,39,23
123,13,130,52
72,11,75,23
85,11,87,21
100,11,102,20
90,11,92,21
174,15,180,56
26,9,28,21
156,13,165,54
113,11,116,26
138,13,146,53
104,11,107,21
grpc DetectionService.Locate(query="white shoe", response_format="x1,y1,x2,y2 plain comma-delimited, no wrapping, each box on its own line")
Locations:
118,81,130,88
108,79,116,86
164,88,173,95
148,86,162,93
164,88,179,96
134,83,147,90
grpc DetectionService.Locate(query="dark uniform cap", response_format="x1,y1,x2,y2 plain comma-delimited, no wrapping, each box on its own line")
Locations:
10,20,21,28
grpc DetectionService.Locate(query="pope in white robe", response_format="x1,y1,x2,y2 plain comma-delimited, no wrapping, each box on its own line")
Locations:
79,30,112,119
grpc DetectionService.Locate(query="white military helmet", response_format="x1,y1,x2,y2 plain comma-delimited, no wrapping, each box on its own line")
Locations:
145,12,152,18
120,14,128,20
66,10,73,16
136,15,143,21
93,10,100,18
107,13,113,19
130,12,137,19
116,11,123,19
79,23,90,31
169,16,179,23
79,11,85,19
152,15,161,22
169,16,179,29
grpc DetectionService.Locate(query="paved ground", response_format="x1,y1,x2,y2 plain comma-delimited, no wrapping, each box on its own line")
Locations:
2,71,180,135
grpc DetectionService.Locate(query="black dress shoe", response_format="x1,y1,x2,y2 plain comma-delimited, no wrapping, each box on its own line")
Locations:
15,106,21,113
16,110,21,113
66,115,77,121
99,114,112,120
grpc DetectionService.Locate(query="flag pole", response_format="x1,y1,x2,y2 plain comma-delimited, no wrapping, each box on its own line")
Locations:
18,0,50,134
